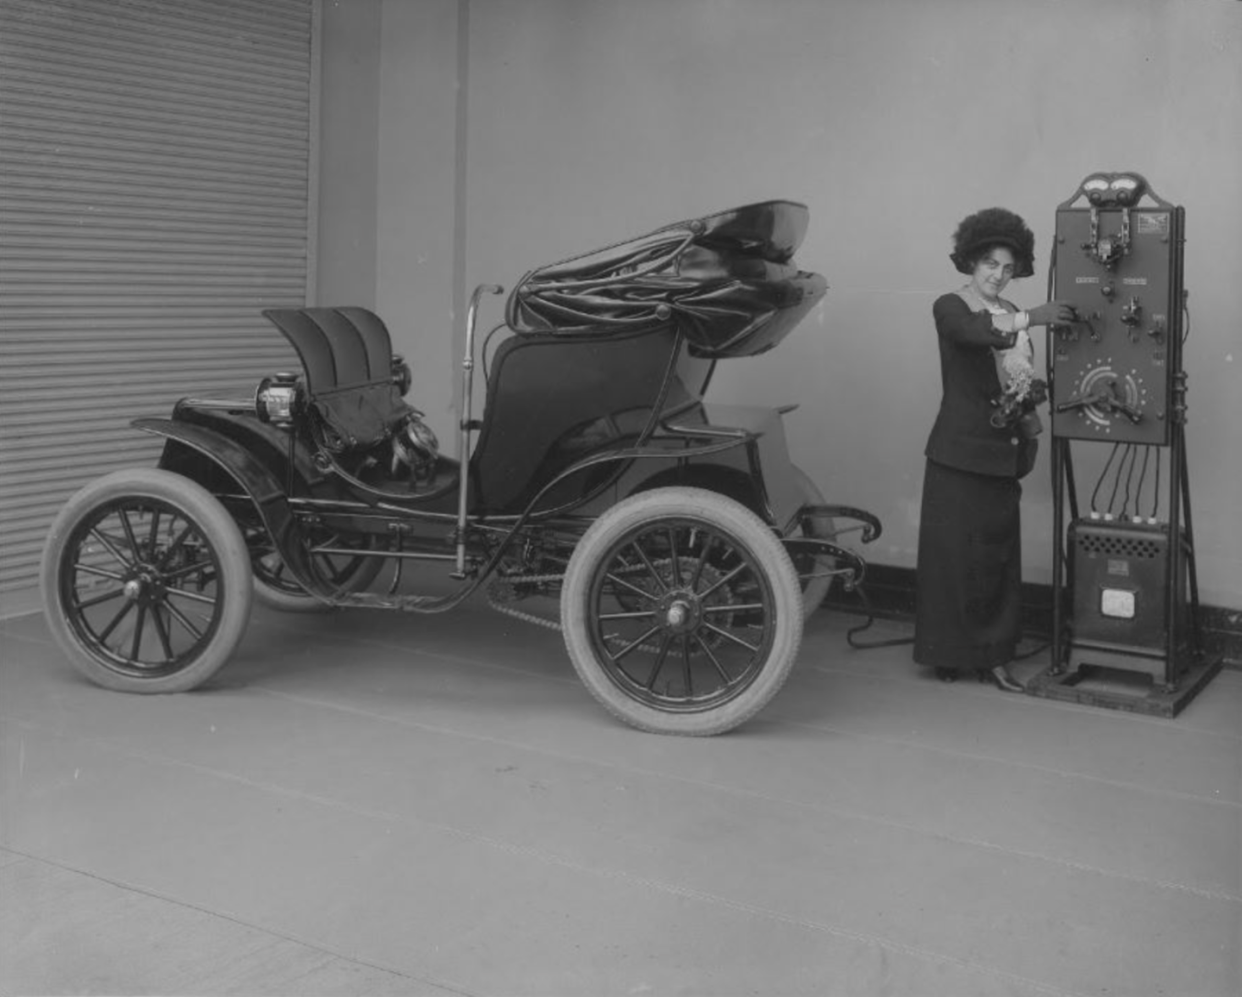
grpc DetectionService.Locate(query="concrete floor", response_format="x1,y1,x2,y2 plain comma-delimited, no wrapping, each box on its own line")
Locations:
1,597,1239,997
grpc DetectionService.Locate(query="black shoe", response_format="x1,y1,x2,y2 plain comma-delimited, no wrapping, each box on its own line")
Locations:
987,665,1024,693
934,667,958,683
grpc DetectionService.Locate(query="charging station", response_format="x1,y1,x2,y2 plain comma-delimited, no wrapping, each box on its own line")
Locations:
1027,172,1221,716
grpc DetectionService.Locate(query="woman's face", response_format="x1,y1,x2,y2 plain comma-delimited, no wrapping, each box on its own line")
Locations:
970,245,1016,301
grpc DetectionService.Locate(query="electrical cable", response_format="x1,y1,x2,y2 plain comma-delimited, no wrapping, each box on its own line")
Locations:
830,583,912,650
1105,443,1131,516
844,584,914,650
1090,443,1121,513
841,582,1051,661
1119,443,1137,518
1151,447,1161,520
1013,639,1051,661
1134,446,1151,519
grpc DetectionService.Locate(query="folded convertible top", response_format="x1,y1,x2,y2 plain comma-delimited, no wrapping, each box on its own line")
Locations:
505,200,827,358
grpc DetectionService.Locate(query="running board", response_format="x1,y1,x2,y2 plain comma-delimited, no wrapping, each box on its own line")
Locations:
331,590,465,614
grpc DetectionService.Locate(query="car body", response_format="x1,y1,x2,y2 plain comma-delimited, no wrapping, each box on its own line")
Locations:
40,200,880,735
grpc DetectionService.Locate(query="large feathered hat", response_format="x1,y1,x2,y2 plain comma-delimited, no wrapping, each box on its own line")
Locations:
950,207,1035,278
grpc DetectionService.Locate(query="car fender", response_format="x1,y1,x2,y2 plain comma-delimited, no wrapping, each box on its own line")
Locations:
131,418,324,597
626,462,770,521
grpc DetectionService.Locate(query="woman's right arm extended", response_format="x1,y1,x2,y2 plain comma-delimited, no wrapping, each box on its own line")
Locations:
933,294,1018,350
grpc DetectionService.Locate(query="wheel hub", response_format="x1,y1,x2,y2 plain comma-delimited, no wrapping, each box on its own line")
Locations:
659,592,699,633
123,566,164,605
649,559,733,636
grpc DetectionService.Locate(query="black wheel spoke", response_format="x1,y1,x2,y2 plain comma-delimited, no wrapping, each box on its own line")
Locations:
164,587,217,608
151,605,175,661
161,560,213,583
690,632,732,684
157,522,196,570
681,637,693,697
118,508,142,559
643,635,673,691
629,541,668,594
697,562,748,600
145,509,162,561
666,527,681,586
129,604,147,661
688,533,714,589
97,600,135,642
596,608,657,621
603,570,656,602
164,600,205,641
72,563,126,583
74,586,126,611
702,620,760,654
608,624,661,663
702,602,764,614
88,527,135,571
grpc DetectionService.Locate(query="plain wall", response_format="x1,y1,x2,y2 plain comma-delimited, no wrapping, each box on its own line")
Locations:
324,0,1242,607
375,0,463,439
317,0,381,307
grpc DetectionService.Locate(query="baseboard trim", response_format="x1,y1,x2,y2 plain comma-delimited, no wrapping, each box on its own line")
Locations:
825,563,1242,671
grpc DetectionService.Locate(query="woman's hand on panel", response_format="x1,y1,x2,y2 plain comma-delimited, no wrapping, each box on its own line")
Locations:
1025,300,1077,326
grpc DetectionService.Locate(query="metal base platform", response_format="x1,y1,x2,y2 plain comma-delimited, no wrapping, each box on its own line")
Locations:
1025,654,1223,718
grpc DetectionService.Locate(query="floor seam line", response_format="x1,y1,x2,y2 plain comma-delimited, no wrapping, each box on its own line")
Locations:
10,712,1239,907
253,680,1241,812
0,844,483,997
0,762,1090,997
773,715,1242,808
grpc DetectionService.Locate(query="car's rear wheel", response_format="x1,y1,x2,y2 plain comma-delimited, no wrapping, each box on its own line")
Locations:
561,487,802,735
40,468,253,693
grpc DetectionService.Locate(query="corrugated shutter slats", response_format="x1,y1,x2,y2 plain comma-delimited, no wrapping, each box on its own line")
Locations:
0,0,313,604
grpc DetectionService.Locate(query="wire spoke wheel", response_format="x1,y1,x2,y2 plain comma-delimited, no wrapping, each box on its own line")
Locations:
592,526,770,708
40,469,253,693
562,487,802,735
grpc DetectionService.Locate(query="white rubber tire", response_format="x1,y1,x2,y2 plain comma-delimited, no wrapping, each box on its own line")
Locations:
40,468,253,693
561,487,802,735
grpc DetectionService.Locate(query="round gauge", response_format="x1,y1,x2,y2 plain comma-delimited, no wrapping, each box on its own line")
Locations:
1072,361,1148,432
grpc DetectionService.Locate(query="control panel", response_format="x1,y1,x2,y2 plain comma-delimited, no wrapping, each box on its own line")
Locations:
1049,172,1185,445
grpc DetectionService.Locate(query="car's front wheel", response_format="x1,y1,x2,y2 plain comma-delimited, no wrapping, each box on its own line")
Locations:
40,468,253,693
560,487,802,735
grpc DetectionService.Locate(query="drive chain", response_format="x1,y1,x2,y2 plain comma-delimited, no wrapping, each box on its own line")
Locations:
486,573,564,632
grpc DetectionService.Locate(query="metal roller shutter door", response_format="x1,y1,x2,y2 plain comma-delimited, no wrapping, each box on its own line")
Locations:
0,0,314,611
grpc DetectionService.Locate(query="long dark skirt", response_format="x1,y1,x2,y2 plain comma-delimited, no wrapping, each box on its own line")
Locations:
913,459,1022,672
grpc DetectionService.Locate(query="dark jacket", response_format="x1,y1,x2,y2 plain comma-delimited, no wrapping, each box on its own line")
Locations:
924,292,1037,479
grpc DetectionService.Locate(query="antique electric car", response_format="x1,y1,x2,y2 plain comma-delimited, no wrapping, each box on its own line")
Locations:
39,200,880,735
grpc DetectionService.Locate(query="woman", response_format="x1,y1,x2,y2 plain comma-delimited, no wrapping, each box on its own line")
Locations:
914,208,1074,691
